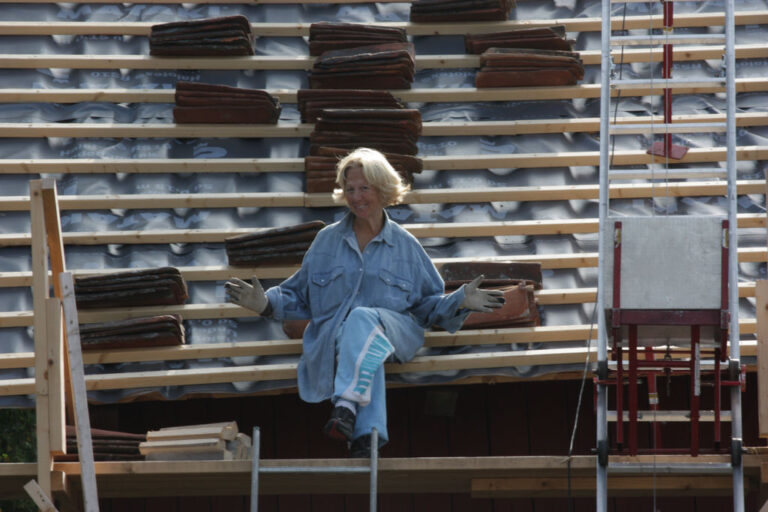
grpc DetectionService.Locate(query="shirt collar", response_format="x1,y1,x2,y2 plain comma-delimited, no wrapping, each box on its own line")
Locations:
342,210,396,247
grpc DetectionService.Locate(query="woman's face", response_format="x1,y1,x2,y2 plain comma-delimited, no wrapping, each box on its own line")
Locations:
343,165,384,222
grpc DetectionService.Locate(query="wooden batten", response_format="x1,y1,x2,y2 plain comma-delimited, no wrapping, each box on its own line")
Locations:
757,280,768,438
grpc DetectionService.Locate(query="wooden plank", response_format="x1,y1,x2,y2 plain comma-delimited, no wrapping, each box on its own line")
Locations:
30,179,52,498
0,112,764,139
757,280,768,438
147,423,238,442
0,181,756,212
46,299,66,456
1,77,766,105
0,338,760,397
23,479,60,512
58,272,100,512
0,180,762,214
0,145,765,175
1,12,766,35
470,476,735,497
0,214,762,246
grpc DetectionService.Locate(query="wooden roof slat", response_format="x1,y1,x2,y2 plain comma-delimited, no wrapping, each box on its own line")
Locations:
0,265,763,327
1,12,766,35
0,112,765,139
0,180,763,212
2,77,766,104
0,146,764,175
1,44,766,70
0,215,762,246
0,337,757,397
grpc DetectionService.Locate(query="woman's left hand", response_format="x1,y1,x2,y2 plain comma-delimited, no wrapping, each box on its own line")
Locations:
460,275,506,313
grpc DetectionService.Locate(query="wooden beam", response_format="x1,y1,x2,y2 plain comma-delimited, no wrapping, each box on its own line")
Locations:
0,112,764,139
470,475,736,497
23,480,60,512
58,272,100,512
46,299,66,457
30,180,52,498
0,337,759,397
0,180,761,213
0,214,763,248
758,280,768,438
0,145,764,175
1,12,766,35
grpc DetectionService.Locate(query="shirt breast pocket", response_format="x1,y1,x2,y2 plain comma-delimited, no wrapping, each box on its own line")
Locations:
377,268,413,312
309,266,346,317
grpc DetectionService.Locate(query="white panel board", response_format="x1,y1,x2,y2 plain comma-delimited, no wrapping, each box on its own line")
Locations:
601,216,725,310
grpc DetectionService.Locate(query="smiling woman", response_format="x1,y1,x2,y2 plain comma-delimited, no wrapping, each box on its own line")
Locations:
225,147,504,458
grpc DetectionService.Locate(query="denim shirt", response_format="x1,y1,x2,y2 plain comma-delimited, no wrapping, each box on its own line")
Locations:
265,211,470,403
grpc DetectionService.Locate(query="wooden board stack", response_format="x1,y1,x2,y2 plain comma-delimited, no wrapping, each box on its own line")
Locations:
139,421,252,461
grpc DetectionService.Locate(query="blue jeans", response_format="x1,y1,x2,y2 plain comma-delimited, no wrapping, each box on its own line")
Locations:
333,307,394,443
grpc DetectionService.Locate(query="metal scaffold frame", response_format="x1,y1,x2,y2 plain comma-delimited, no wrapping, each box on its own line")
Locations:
596,0,744,510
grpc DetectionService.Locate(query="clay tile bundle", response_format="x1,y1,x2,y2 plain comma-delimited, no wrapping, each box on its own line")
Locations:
475,48,585,88
410,0,514,23
305,146,423,193
309,108,422,156
79,314,185,351
309,42,415,90
225,220,326,266
149,15,254,56
465,25,573,54
441,261,543,329
74,267,188,309
297,89,404,123
309,22,408,56
58,426,146,462
173,81,281,124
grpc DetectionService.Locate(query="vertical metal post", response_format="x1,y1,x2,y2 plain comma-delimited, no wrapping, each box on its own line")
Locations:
723,0,744,507
370,428,378,512
251,427,260,512
596,0,612,508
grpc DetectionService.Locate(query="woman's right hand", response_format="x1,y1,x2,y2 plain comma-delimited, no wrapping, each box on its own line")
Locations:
225,276,268,314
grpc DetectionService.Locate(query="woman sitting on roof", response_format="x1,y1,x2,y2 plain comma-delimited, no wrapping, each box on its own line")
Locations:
225,147,503,457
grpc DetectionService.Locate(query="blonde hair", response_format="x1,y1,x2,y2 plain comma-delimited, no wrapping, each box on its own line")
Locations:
332,148,410,207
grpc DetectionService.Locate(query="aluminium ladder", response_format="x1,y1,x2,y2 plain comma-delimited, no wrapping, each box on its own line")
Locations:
595,0,744,510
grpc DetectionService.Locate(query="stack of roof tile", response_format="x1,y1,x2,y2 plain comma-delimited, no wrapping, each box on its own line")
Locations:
441,262,542,329
173,81,281,124
149,15,254,56
309,22,408,56
465,26,572,54
410,0,514,22
225,220,326,266
305,146,422,193
309,108,422,156
79,314,185,351
75,267,188,309
309,43,415,90
57,426,146,462
297,90,403,123
475,48,584,88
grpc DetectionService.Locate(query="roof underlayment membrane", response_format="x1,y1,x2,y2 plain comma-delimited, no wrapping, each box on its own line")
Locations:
0,0,766,405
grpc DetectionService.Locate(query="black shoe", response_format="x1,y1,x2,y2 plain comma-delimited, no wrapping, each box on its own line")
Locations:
350,434,377,459
323,406,356,442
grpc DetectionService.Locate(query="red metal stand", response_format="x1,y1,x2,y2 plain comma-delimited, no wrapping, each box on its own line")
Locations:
602,219,740,456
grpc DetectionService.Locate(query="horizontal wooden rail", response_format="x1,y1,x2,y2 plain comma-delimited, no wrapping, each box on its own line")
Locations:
0,180,762,212
1,12,765,35
2,44,766,71
0,45,766,71
0,337,756,397
2,77,766,105
0,146,764,175
0,251,764,327
0,214,763,247
1,112,765,139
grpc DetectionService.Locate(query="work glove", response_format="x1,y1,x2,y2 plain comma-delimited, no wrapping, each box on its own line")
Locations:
225,276,269,315
460,275,505,313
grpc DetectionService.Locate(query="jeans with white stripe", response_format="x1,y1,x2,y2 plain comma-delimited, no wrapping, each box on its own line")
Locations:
333,307,394,444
